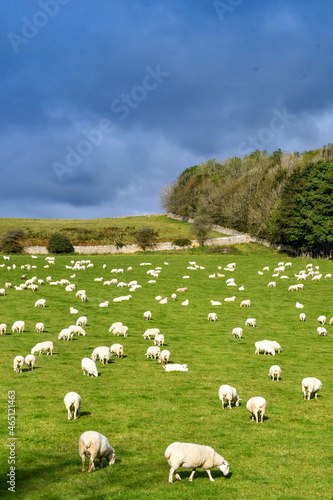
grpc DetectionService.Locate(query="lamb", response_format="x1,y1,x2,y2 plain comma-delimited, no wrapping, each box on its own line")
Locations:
154,334,165,346
110,343,124,358
91,346,109,361
299,313,306,322
0,323,7,335
163,364,188,372
35,322,45,333
98,348,111,364
113,325,128,337
12,321,25,333
317,327,327,336
218,385,241,410
35,299,46,307
246,396,267,423
64,392,82,420
81,358,98,377
146,346,160,359
245,318,256,327
24,354,36,370
232,327,243,339
143,328,160,340
76,316,88,326
164,442,229,483
317,315,326,325
143,311,152,320
208,312,217,322
5,282,12,288
79,431,115,472
158,349,171,365
58,328,73,341
268,365,281,381
302,377,322,400
13,355,25,373
31,341,53,355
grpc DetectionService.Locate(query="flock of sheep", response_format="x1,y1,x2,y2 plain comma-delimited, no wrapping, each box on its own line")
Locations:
2,253,330,483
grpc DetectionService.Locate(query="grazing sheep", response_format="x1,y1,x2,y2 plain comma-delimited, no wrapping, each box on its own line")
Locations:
81,358,98,377
261,340,276,355
68,325,86,337
232,327,243,339
113,325,128,337
240,300,251,307
154,334,165,346
76,316,88,326
35,322,45,333
268,365,281,381
267,282,276,288
64,392,82,420
329,317,333,324
208,312,217,322
5,282,12,288
91,346,109,361
31,341,53,355
98,347,111,365
317,327,327,336
317,315,326,325
155,295,163,301
245,318,256,327
171,293,177,301
164,442,229,483
311,274,322,281
24,354,36,370
143,328,160,340
12,321,25,333
325,273,331,279
299,313,306,322
76,290,86,298
0,288,6,296
144,311,152,320
146,346,160,359
109,322,123,333
0,323,7,335
80,294,88,302
13,355,25,373
35,299,46,307
218,385,241,410
302,377,322,400
110,343,124,358
58,328,73,341
79,431,115,472
246,397,267,423
163,364,188,372
158,349,171,365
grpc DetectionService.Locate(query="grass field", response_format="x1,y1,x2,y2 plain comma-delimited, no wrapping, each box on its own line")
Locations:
0,215,224,246
0,245,332,500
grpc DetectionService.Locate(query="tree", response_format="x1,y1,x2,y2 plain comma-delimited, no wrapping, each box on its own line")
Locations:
134,227,159,250
190,215,212,246
47,233,74,254
0,229,26,254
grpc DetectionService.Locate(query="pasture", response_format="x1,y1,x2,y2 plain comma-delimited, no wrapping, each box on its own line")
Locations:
0,246,332,500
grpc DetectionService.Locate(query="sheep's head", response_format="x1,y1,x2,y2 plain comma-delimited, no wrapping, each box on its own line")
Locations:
108,449,116,465
218,460,229,476
235,398,241,407
92,371,98,377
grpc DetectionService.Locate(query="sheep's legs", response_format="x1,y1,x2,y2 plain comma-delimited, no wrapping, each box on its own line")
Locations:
88,458,95,472
206,469,214,482
189,469,197,482
67,408,71,420
81,456,85,472
169,467,180,483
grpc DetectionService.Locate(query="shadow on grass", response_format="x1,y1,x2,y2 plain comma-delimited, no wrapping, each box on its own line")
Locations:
175,470,232,482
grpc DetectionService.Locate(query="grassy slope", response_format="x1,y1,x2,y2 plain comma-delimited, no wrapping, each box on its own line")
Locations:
0,215,224,246
0,246,332,500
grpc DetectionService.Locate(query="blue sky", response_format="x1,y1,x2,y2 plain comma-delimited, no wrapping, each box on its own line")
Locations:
2,0,333,218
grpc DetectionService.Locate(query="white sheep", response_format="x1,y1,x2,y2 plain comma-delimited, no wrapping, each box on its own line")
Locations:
171,293,177,301
64,392,81,420
267,282,276,288
312,274,322,281
246,396,267,423
68,325,86,337
35,299,46,307
268,365,281,381
144,311,152,320
81,294,88,302
317,327,327,336
31,341,53,355
329,317,333,325
76,316,88,326
232,327,243,339
113,325,128,337
98,347,111,365
109,322,123,333
210,300,222,306
218,385,241,410
91,346,109,361
58,328,73,341
12,321,25,333
299,313,306,322
24,354,36,370
146,346,160,359
176,287,188,292
163,364,188,372
261,340,276,355
154,334,165,346
181,299,189,306
0,323,7,335
143,328,160,340
159,297,168,304
317,315,326,325
158,349,171,365
79,431,115,472
0,288,6,295
245,318,256,327
208,312,217,322
81,358,98,377
35,322,45,333
302,377,322,400
70,307,79,314
76,290,86,298
224,296,236,302
296,302,304,309
13,355,25,373
240,299,251,307
165,442,229,483
110,343,124,358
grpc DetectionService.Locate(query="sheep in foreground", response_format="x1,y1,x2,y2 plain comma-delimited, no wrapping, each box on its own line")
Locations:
24,354,36,370
13,356,25,373
232,327,243,339
302,377,322,400
144,311,152,320
146,346,160,359
317,327,327,337
163,364,188,372
110,343,124,358
12,321,25,333
31,341,53,355
79,431,115,472
0,323,7,335
164,442,229,483
81,358,98,377
218,385,241,410
246,397,267,423
64,392,82,420
208,312,217,322
268,365,281,381
158,349,171,365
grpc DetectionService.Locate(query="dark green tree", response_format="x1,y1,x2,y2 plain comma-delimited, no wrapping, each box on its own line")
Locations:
134,227,159,250
47,233,74,254
0,229,26,254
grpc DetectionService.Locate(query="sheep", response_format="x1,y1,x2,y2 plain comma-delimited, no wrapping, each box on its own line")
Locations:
64,392,82,420
5,282,12,288
317,315,326,325
240,299,251,307
210,300,222,306
35,322,45,333
76,316,88,326
70,325,86,337
246,397,267,423
81,294,88,302
58,328,73,341
24,354,36,370
113,325,128,337
288,285,300,291
65,284,76,292
70,307,79,314
329,317,333,325
268,365,281,381
158,349,171,365
0,288,6,296
144,311,152,320
296,302,304,309
171,293,177,301
99,348,111,365
176,287,188,292
159,297,168,304
12,321,25,333
255,341,266,355
302,377,322,400
79,431,115,472
208,312,217,322
317,327,327,337
35,299,46,307
143,328,160,340
154,334,165,346
181,299,189,306
146,346,160,359
232,327,243,339
110,343,124,358
299,313,306,322
245,318,256,327
76,290,86,298
163,364,188,372
270,340,281,353
81,358,98,377
0,323,7,335
99,301,109,308
91,346,109,361
218,385,241,410
31,341,53,356
312,274,322,281
164,442,229,483
261,340,276,355
325,273,331,279
224,296,236,302
13,355,25,373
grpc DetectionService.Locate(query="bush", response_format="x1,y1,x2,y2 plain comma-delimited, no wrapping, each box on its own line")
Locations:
173,238,192,247
47,233,74,254
190,215,212,246
0,229,26,254
115,242,125,249
134,227,159,250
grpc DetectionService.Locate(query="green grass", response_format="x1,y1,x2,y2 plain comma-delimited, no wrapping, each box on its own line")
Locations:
0,215,225,246
0,246,332,499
